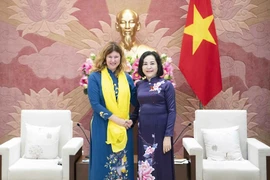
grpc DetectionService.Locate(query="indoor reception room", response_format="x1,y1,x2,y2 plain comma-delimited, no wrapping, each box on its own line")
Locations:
0,0,270,180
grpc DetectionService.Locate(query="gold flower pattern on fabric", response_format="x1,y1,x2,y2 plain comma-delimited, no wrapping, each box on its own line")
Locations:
105,150,129,180
99,111,108,118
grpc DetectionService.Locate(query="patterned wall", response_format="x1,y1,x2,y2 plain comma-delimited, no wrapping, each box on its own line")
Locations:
0,0,269,157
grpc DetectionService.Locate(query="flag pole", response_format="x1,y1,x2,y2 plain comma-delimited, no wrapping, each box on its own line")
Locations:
199,100,204,109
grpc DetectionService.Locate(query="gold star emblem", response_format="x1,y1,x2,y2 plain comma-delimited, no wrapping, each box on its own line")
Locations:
184,5,216,54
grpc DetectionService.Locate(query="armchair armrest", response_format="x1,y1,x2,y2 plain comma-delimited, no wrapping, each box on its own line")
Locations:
0,137,21,180
247,138,270,180
183,137,203,180
62,137,83,180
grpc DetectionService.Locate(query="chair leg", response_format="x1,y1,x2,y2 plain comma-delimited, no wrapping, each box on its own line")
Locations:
267,156,270,180
184,148,196,180
0,155,2,180
69,147,82,180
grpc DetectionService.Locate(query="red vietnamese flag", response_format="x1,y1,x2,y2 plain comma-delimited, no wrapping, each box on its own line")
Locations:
179,0,222,106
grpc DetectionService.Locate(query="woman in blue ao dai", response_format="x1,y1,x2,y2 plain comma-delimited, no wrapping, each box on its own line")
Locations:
87,42,137,180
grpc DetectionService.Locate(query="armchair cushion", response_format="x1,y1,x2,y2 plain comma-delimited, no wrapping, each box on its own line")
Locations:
203,159,260,180
202,126,243,161
24,123,61,159
9,158,62,180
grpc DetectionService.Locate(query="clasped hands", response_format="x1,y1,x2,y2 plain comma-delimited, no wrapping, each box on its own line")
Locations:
122,119,133,129
109,115,133,129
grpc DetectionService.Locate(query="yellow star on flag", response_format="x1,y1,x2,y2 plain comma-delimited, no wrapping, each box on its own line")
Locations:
184,5,216,54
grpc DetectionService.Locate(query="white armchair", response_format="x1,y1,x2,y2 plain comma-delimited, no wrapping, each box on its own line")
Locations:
0,110,83,180
183,110,270,180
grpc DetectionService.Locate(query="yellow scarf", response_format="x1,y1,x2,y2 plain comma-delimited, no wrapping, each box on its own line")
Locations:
101,68,130,152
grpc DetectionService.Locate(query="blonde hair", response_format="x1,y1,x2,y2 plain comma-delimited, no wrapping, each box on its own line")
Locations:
91,42,127,76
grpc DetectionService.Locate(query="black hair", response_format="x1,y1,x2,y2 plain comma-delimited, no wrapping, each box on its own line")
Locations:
138,51,164,77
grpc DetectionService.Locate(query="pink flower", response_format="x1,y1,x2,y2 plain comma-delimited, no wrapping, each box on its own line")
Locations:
164,62,173,74
81,58,93,75
79,56,95,90
79,76,88,88
138,161,155,180
132,70,141,80
132,58,139,68
144,146,155,156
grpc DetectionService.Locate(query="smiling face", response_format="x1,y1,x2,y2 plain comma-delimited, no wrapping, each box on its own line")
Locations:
142,55,158,80
106,51,121,72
